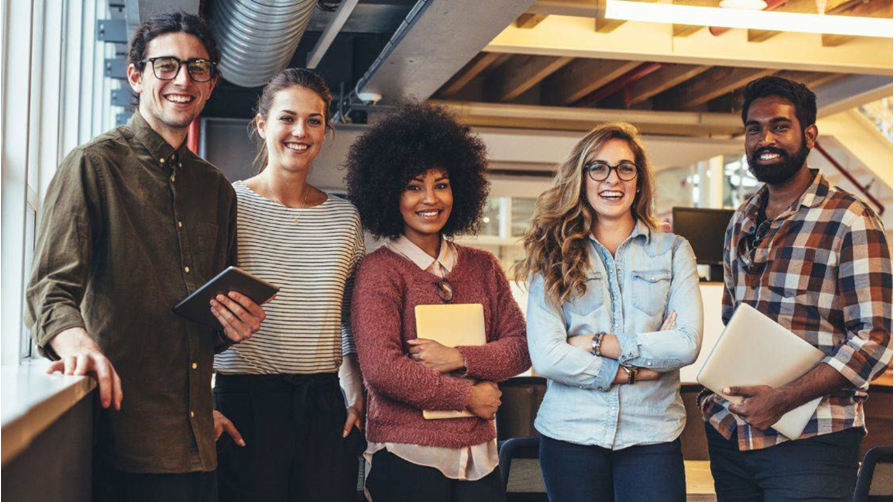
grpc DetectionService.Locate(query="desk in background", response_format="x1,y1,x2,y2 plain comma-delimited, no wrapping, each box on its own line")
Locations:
875,370,894,387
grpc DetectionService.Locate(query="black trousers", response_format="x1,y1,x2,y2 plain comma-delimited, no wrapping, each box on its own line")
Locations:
705,424,863,502
214,373,363,502
93,454,217,502
365,449,506,502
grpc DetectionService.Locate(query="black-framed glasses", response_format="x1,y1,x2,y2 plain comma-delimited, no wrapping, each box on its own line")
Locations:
737,219,773,271
436,278,454,303
585,161,639,182
140,57,216,82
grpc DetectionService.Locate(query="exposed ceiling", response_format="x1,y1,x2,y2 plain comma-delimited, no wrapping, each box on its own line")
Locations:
431,0,892,133
197,0,891,139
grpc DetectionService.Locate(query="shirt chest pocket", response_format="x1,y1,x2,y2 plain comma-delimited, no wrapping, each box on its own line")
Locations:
566,273,605,315
563,273,606,335
631,269,672,317
766,246,838,299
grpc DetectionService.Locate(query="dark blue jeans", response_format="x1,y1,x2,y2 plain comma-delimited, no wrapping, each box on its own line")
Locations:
704,423,863,502
539,434,686,502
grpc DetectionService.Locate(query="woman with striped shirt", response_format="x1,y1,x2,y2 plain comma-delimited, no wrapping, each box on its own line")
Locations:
212,69,365,502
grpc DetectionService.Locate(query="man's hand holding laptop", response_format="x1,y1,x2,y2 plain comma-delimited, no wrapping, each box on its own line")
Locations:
724,363,851,431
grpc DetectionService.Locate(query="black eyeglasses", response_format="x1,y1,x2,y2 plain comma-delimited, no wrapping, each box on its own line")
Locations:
140,57,216,83
436,278,454,303
738,219,772,271
585,161,639,182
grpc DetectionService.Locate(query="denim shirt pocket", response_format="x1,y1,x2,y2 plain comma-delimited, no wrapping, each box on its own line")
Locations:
564,273,606,335
631,269,672,316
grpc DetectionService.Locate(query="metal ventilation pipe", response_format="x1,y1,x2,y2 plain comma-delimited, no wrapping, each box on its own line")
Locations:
208,0,317,88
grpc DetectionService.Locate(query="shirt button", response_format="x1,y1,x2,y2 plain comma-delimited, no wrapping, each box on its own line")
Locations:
184,266,190,274
178,221,183,228
189,411,195,418
191,362,198,370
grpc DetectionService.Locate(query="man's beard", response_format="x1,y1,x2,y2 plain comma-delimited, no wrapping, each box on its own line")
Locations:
747,140,810,185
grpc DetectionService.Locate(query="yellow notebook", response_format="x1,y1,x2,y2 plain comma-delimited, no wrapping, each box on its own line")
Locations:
414,304,486,420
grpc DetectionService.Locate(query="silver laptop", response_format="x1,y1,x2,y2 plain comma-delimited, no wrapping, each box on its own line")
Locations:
697,303,825,439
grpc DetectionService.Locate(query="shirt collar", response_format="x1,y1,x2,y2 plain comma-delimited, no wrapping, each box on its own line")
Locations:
128,110,191,167
387,235,457,273
798,169,829,209
741,168,826,234
588,218,652,246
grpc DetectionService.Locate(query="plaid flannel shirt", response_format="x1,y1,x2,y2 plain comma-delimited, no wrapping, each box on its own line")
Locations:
701,170,892,451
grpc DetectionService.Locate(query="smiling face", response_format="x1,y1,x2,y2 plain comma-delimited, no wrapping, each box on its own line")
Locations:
584,138,639,225
127,32,216,137
256,86,327,174
399,168,454,242
744,95,816,185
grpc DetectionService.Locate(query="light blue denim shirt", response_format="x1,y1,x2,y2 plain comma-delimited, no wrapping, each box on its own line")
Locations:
527,220,704,449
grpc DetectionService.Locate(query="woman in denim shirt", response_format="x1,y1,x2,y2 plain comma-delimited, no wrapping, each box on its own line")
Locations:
517,122,703,501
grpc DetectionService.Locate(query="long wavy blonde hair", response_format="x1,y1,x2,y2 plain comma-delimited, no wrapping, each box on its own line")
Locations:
514,122,659,309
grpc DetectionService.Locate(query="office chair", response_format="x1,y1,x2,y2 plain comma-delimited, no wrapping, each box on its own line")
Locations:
853,444,892,502
499,436,547,502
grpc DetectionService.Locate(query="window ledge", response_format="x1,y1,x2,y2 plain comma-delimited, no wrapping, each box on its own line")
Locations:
1,359,95,466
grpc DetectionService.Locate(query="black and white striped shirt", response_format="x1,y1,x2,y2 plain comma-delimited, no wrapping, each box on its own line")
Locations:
214,181,365,375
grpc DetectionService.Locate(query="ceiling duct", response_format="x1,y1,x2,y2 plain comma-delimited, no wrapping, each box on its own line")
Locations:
208,0,317,88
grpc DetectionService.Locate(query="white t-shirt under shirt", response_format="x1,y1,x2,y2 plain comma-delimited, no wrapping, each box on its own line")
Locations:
214,180,365,375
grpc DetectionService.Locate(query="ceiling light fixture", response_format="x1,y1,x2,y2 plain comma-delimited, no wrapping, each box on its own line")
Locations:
603,0,894,38
719,0,768,10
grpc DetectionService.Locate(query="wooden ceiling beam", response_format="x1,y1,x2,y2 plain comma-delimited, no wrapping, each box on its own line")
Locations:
487,55,574,102
672,0,715,37
654,67,778,109
543,59,641,106
775,71,846,89
605,64,712,107
439,53,507,98
747,0,869,42
515,13,548,29
822,0,893,46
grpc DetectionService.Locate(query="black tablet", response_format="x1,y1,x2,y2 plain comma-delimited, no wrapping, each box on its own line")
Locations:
173,266,279,329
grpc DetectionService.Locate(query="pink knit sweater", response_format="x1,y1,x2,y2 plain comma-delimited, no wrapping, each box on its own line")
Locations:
352,244,531,448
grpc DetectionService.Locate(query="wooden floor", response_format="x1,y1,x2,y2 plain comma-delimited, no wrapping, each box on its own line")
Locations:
686,461,717,501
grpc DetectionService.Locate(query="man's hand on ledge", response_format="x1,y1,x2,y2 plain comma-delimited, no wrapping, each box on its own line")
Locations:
210,291,267,343
47,327,123,410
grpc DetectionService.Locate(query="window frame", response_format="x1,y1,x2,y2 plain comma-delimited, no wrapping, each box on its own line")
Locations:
0,0,41,365
1,0,114,363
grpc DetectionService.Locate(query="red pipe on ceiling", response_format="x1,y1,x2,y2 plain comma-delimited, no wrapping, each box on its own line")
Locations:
577,62,664,107
187,117,201,154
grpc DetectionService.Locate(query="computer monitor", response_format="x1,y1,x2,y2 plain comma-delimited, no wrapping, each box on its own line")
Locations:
672,207,735,281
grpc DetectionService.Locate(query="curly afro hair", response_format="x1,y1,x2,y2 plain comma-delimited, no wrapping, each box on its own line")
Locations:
345,103,490,240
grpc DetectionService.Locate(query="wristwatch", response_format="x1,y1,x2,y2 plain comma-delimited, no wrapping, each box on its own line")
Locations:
621,365,638,385
591,332,606,357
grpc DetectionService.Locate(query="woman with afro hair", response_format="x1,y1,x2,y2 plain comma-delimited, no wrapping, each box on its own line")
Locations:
346,103,531,502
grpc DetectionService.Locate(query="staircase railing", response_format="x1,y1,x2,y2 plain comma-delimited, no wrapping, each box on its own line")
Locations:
814,142,885,216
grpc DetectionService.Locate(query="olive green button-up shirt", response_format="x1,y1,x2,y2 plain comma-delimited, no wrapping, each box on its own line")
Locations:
25,111,237,473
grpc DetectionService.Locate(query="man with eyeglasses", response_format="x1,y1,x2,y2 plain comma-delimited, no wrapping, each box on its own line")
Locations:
26,12,265,501
699,76,892,500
